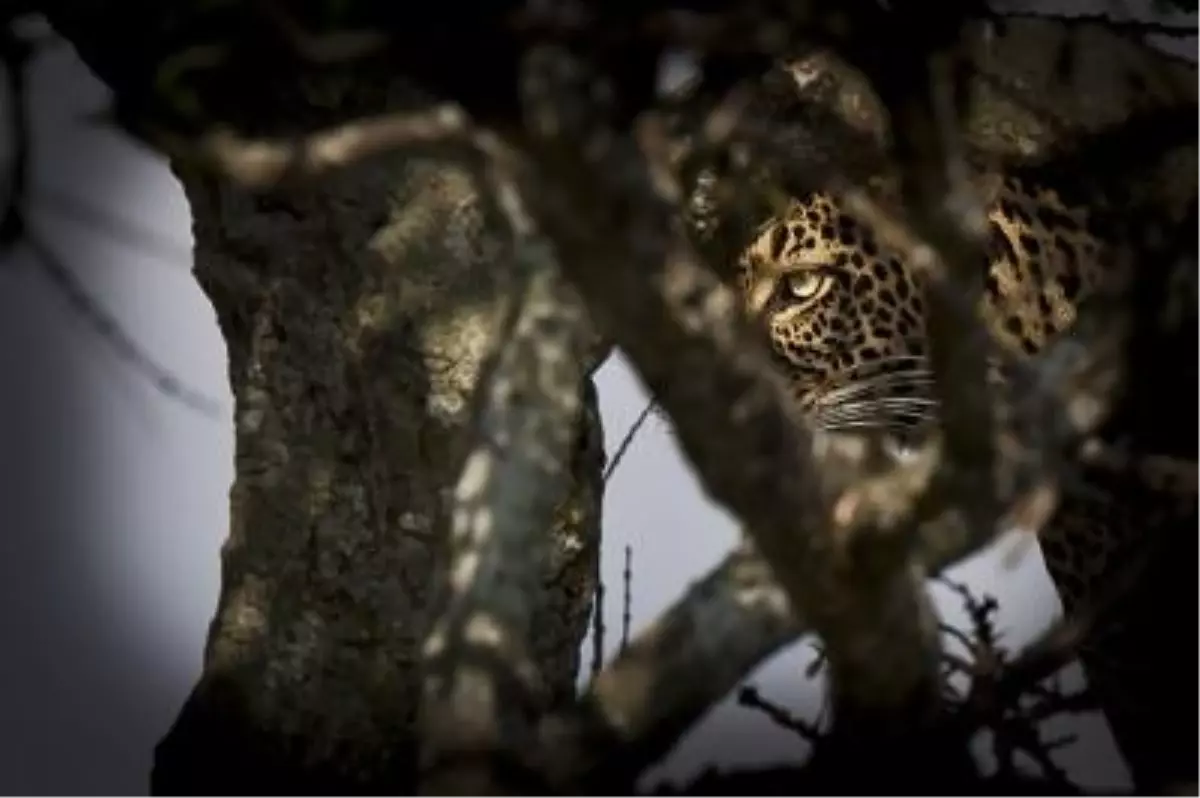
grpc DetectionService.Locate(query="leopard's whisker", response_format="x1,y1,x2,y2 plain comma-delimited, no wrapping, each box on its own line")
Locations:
816,417,931,435
816,373,938,406
817,398,937,415
814,399,939,430
815,414,936,432
818,397,941,417
816,375,939,409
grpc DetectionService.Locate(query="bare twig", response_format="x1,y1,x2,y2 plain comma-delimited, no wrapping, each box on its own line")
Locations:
24,228,222,416
602,399,656,484
931,577,1099,788
590,581,606,681
621,545,633,653
737,684,822,742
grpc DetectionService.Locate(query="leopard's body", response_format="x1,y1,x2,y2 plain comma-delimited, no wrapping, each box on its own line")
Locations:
736,170,1197,790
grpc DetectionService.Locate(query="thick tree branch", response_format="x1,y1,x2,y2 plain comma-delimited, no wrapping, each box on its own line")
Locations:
538,541,798,790
416,192,596,793
516,61,976,751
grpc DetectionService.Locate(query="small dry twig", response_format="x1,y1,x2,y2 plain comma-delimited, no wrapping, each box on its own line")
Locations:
602,399,657,484
621,545,633,654
590,581,606,681
737,684,823,742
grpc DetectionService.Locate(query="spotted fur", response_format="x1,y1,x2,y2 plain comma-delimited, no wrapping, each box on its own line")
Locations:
736,173,1197,789
737,175,1110,412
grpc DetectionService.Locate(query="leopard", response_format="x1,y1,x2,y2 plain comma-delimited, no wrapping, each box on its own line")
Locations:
735,169,1197,791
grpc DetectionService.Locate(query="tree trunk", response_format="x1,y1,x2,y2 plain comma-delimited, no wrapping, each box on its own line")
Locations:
27,9,605,788
148,144,604,794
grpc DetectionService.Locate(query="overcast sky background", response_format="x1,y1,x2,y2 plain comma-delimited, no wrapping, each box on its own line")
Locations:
0,9,1191,795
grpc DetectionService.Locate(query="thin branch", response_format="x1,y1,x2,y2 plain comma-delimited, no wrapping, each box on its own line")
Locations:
417,171,596,793
737,684,822,742
155,105,470,190
537,540,801,792
520,48,957,749
590,581,606,680
831,7,1001,548
23,227,222,416
621,544,633,653
602,399,656,483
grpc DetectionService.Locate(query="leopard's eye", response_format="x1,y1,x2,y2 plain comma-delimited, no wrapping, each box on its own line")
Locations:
783,271,831,303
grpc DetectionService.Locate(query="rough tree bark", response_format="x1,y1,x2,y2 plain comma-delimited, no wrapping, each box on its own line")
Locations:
29,10,607,786
147,147,604,793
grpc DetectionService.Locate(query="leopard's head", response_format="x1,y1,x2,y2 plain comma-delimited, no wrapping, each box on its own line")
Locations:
736,193,933,447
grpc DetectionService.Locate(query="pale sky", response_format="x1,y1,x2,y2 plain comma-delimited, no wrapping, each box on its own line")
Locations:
1,10,1189,792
